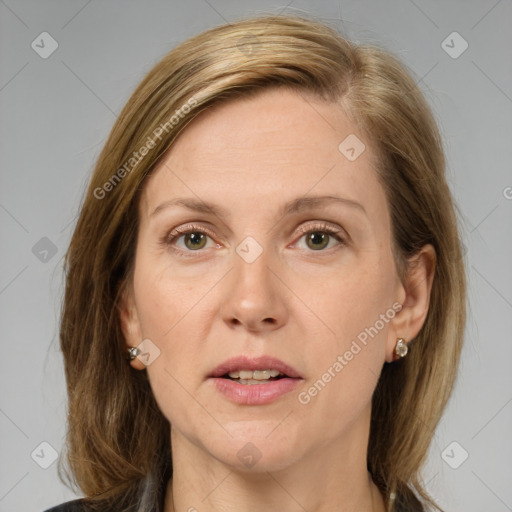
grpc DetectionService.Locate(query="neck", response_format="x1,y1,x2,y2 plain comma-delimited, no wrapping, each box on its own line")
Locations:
164,404,386,512
165,467,385,512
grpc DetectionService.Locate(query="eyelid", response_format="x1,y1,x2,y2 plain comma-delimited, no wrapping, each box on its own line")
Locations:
167,223,217,241
295,220,347,239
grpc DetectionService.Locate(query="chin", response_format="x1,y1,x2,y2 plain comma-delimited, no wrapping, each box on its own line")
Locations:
203,419,305,473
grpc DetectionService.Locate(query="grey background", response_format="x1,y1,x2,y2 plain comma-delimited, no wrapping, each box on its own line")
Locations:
0,1,511,511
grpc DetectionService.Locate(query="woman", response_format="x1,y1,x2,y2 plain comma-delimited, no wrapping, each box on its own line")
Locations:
44,13,466,512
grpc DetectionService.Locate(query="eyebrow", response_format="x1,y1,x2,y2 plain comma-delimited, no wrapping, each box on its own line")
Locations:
150,194,367,219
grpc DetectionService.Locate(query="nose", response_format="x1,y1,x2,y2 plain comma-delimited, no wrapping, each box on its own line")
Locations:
221,245,289,333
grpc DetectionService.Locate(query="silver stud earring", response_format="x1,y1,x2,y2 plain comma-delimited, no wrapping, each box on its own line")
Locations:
127,347,140,361
394,338,409,359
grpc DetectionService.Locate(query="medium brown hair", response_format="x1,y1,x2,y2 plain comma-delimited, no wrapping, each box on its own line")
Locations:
57,13,466,512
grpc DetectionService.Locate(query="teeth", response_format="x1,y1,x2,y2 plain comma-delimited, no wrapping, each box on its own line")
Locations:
227,369,282,380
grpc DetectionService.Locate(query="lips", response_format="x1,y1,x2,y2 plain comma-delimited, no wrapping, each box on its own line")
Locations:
208,355,303,405
209,355,302,379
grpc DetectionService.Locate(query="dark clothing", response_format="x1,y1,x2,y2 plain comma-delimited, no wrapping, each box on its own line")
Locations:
43,498,121,512
43,499,87,512
43,495,425,512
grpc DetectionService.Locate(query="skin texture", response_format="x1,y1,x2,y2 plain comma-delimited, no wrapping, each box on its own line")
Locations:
119,87,435,512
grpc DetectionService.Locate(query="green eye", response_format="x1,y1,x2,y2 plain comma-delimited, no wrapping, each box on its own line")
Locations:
296,223,346,252
182,232,208,250
304,231,331,251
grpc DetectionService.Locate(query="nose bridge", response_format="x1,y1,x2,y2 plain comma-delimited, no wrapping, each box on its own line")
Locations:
222,235,287,331
235,237,273,292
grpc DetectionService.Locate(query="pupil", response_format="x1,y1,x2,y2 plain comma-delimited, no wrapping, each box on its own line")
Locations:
186,233,205,249
308,232,328,250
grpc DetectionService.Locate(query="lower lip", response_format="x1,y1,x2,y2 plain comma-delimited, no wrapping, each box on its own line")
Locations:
210,377,302,405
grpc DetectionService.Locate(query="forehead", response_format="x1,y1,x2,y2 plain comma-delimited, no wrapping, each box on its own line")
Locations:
140,87,385,224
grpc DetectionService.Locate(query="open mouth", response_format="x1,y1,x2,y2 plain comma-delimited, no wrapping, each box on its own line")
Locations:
210,359,302,404
221,369,289,385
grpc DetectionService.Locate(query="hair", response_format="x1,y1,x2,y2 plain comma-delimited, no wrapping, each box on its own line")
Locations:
57,13,466,512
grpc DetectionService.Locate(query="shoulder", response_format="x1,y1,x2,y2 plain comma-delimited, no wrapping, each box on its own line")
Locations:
42,498,87,512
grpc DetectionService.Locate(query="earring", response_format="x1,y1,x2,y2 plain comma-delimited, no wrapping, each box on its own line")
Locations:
394,338,408,359
127,347,140,361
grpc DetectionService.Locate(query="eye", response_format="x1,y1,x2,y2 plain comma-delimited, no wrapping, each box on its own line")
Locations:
163,224,217,255
162,221,347,257
295,222,347,251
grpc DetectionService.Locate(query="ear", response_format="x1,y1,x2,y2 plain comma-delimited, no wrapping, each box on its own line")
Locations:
385,244,436,363
118,279,146,371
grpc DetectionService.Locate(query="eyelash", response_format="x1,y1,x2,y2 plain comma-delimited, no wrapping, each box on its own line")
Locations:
162,222,347,258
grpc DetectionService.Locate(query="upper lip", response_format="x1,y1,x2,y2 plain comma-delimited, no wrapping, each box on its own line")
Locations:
209,355,302,379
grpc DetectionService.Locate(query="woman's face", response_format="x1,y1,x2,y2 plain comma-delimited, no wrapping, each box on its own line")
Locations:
121,87,411,472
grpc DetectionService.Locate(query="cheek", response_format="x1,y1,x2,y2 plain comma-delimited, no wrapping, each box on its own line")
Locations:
130,253,218,420
296,253,395,411
307,251,395,350
132,249,211,343
133,272,203,430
